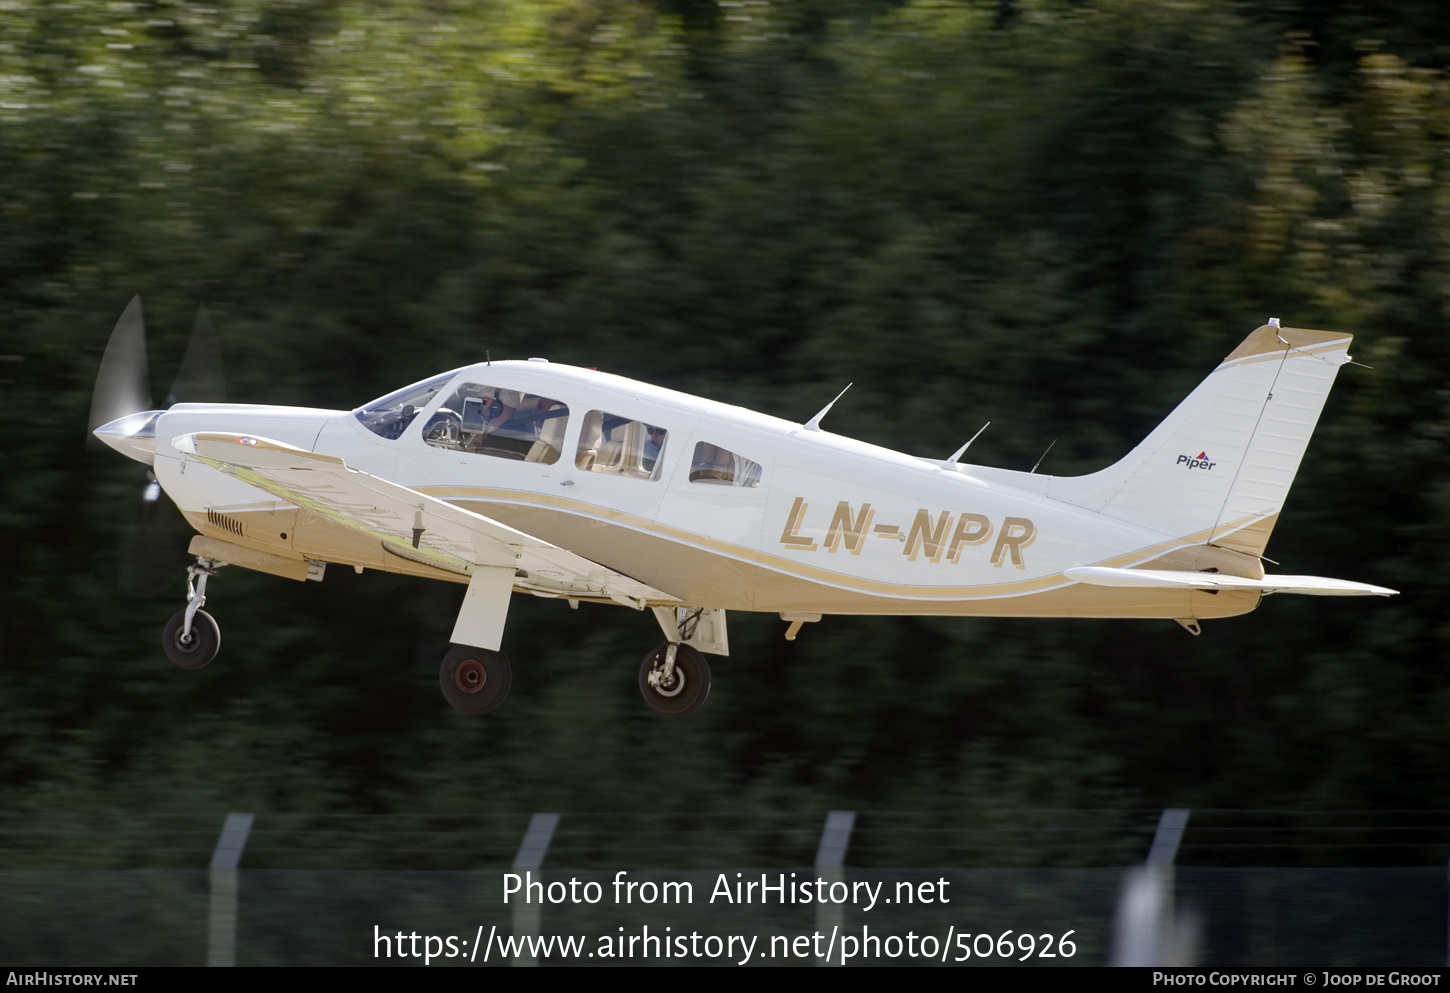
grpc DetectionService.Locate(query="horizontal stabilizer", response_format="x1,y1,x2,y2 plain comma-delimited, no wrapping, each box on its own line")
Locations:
1065,566,1397,597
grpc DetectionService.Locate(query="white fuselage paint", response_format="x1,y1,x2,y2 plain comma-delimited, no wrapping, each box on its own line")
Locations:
147,361,1255,620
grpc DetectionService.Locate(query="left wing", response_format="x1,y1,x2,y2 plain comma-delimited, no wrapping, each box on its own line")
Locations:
1066,565,1397,597
176,432,679,648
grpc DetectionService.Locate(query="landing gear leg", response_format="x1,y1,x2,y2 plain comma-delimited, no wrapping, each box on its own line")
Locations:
163,557,223,669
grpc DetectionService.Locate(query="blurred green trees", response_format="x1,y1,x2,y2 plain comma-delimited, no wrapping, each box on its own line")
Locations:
3,0,1450,867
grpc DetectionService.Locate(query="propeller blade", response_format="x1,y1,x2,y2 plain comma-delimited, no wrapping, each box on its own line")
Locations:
91,296,210,596
88,295,152,447
117,475,191,599
164,304,226,407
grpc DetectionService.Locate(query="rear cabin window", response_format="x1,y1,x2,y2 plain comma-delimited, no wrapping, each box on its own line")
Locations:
575,412,668,480
690,442,762,487
421,383,569,464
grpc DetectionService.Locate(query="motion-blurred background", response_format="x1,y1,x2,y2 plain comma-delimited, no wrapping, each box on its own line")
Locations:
1,0,1446,883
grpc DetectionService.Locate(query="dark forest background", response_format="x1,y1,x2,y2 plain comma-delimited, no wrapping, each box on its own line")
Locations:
2,0,1449,869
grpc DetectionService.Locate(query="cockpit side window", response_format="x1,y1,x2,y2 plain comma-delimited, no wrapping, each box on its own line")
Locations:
575,411,667,480
690,442,762,487
354,373,455,439
421,383,570,464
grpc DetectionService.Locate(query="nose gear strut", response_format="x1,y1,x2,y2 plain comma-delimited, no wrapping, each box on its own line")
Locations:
162,556,225,669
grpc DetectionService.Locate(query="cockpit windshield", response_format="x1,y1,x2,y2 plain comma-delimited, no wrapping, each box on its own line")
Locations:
354,372,455,439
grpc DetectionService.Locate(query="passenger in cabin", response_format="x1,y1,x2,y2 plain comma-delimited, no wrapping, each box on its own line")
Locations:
642,425,668,472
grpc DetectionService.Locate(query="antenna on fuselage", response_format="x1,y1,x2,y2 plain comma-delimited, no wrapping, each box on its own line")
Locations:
486,350,491,366
1029,437,1058,474
803,383,852,432
941,421,990,470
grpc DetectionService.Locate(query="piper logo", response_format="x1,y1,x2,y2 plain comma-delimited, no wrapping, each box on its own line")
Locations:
1177,451,1216,470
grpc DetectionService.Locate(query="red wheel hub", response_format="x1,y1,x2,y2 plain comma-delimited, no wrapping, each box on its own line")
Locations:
454,658,487,693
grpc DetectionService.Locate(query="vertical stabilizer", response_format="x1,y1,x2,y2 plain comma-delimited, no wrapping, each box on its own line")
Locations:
1048,325,1354,556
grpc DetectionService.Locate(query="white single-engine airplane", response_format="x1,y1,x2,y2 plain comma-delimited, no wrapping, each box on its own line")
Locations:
91,300,1396,716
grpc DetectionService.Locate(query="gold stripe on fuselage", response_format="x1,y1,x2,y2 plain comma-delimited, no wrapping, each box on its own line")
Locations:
184,487,1267,620
418,486,1265,618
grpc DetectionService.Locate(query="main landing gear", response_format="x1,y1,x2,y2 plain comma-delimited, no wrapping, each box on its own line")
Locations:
163,557,224,669
639,607,712,716
439,645,513,715
435,607,722,717
639,643,710,716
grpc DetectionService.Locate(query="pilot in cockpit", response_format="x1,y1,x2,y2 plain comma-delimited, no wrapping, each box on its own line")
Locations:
422,385,519,450
475,388,521,433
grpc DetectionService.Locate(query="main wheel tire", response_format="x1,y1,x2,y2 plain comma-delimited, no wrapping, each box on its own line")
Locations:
638,643,710,716
439,645,512,715
162,608,220,670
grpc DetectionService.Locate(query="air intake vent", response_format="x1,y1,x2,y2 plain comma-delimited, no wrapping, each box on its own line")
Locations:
207,509,244,537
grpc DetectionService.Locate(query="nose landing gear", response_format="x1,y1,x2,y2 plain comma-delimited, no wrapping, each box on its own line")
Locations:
163,557,224,669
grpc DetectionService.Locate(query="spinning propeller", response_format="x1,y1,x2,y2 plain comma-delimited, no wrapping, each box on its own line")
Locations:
90,295,226,597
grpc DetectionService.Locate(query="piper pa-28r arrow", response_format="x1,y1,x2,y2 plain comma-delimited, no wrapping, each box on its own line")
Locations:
91,303,1396,716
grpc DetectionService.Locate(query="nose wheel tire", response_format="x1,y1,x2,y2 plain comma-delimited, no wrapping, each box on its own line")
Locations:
639,643,710,716
162,609,220,670
439,645,512,715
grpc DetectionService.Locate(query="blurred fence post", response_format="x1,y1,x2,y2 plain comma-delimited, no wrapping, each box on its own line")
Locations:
1147,808,1190,867
512,813,559,967
1110,808,1194,967
207,812,254,967
814,810,855,966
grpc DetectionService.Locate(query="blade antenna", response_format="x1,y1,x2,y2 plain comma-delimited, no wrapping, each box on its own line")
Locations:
1029,437,1057,474
803,383,852,432
941,421,990,469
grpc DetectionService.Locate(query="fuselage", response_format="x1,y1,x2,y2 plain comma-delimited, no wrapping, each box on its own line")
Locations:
139,359,1258,621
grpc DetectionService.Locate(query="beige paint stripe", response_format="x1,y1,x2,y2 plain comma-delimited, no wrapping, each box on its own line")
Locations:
1220,326,1351,366
1220,341,1351,369
417,485,1274,601
424,486,1063,597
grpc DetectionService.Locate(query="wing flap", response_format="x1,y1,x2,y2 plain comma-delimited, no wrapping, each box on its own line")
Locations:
177,432,678,605
1066,566,1397,597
